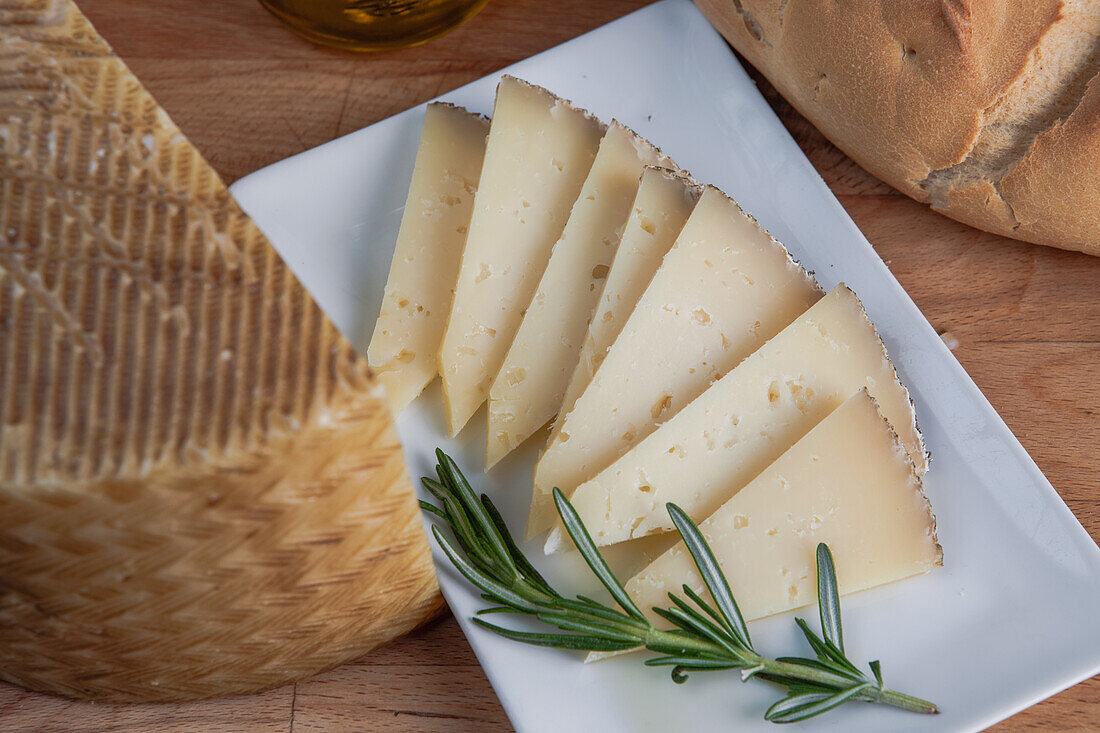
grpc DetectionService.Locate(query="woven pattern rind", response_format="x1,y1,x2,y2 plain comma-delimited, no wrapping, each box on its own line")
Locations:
0,0,441,701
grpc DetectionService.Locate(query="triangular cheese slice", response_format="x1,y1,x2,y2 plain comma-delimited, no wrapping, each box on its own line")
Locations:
368,103,489,413
545,284,926,552
625,389,942,624
438,76,605,436
549,166,701,448
486,122,675,468
527,187,821,539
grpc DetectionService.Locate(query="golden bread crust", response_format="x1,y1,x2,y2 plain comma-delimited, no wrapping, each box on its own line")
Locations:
697,0,1099,254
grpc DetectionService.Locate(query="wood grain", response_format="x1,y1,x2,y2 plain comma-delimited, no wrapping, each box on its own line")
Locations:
1,0,1096,729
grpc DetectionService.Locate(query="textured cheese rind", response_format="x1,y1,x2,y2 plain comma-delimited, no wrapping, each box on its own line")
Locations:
367,103,489,414
549,167,701,448
626,389,942,625
0,0,438,702
527,187,822,539
486,123,674,468
545,284,926,552
438,76,605,436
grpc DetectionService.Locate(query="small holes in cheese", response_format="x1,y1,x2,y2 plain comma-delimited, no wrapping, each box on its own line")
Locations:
651,394,673,420
504,367,526,386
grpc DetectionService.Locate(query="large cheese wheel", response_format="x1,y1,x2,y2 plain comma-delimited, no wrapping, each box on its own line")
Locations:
697,0,1100,255
0,0,440,702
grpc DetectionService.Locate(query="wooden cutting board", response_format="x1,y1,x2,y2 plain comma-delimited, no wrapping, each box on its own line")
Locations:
1,0,1096,729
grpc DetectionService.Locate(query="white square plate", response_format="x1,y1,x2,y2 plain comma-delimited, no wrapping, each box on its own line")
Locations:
230,2,1100,730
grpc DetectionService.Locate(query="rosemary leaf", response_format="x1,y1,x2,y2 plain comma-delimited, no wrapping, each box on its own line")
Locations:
431,527,536,612
667,592,749,653
816,543,844,653
666,503,752,650
553,597,644,626
681,584,732,630
765,683,875,723
755,676,840,696
553,487,646,621
418,499,448,520
472,618,641,652
652,604,744,659
773,656,862,681
440,491,496,571
436,449,518,576
420,477,450,503
532,611,643,644
870,659,884,689
481,494,557,597
794,618,863,677
476,606,531,616
644,655,739,669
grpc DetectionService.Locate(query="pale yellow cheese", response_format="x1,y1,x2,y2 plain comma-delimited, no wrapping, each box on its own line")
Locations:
626,389,941,624
528,187,821,539
438,76,605,435
545,284,926,552
486,123,674,468
367,103,489,413
549,167,701,448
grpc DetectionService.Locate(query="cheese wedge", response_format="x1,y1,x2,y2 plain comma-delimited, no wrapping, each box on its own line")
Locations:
486,123,675,467
545,284,926,552
0,0,438,702
439,77,605,435
549,167,701,447
626,389,942,624
368,103,489,413
528,187,821,539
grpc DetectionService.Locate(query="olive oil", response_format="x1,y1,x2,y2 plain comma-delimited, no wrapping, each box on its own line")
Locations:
260,0,490,51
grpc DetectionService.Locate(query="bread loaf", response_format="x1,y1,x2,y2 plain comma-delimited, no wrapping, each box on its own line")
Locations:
0,0,440,701
696,0,1100,255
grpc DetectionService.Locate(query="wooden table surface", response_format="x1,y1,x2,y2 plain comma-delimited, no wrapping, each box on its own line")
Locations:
2,1,1097,730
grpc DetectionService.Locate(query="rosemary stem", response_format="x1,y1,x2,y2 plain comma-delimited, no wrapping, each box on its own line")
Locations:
761,658,865,688
424,452,939,722
643,630,937,715
864,687,939,715
645,628,747,659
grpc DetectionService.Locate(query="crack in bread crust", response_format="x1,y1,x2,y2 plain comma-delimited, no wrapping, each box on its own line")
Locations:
697,0,1100,254
918,1,1100,224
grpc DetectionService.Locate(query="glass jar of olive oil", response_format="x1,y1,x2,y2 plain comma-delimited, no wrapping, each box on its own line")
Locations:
260,0,490,52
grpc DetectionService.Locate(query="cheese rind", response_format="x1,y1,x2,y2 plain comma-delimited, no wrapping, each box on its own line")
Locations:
0,0,439,702
528,187,821,538
438,76,605,436
368,103,488,413
486,123,674,467
626,389,941,624
545,284,926,552
549,166,701,448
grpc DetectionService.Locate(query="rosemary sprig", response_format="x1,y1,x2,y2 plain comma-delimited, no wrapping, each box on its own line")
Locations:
420,449,937,724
